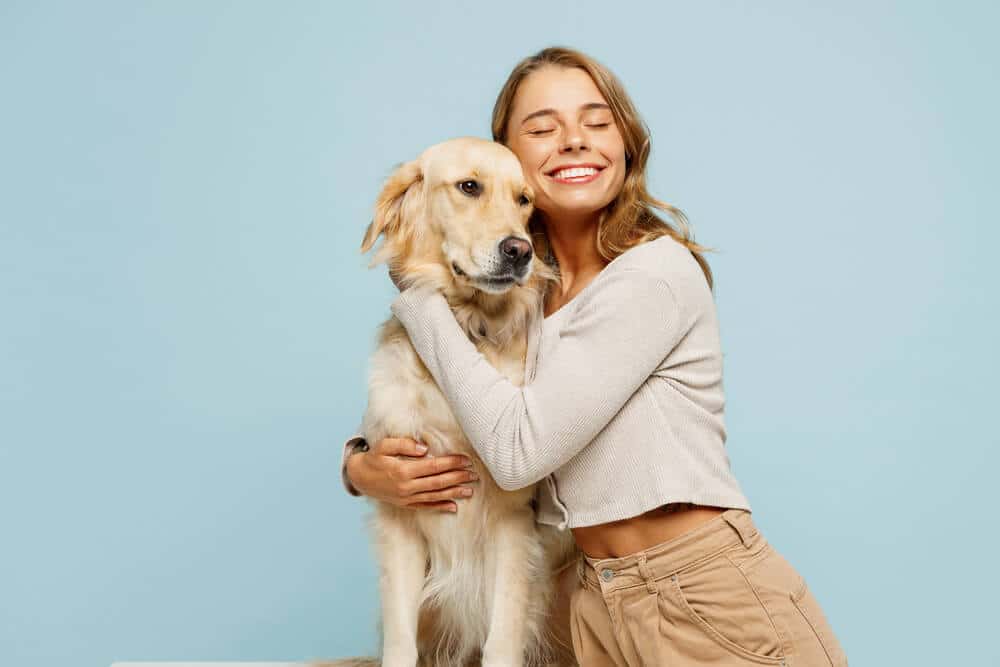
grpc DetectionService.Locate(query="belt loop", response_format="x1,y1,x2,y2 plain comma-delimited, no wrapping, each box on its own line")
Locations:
722,510,754,548
636,553,657,594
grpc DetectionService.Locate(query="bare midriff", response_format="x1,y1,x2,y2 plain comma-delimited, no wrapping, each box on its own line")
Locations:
571,503,729,560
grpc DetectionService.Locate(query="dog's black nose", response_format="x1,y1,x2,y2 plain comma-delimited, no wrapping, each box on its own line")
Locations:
499,236,533,269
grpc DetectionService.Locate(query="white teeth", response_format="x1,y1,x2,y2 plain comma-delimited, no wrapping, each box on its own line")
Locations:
552,167,599,179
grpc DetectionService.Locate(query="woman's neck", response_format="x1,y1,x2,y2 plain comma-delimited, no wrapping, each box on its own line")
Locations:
541,211,610,299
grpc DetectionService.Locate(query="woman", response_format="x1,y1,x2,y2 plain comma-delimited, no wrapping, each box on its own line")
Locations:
342,47,847,667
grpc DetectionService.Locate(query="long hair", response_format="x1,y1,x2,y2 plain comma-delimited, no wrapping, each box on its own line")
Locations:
491,46,717,290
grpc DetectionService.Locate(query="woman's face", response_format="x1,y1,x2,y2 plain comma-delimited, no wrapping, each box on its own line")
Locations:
505,66,628,224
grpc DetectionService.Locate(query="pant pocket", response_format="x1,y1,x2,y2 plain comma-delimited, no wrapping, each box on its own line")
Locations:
660,552,787,663
741,542,849,667
790,577,849,667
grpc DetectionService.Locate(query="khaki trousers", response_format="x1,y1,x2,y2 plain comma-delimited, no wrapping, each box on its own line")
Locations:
570,508,848,666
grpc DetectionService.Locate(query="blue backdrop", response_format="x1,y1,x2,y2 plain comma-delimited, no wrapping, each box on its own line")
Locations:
2,1,997,665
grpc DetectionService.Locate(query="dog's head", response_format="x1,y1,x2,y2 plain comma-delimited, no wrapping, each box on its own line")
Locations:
361,137,556,301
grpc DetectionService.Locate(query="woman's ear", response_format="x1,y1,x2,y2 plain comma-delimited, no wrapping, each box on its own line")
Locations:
360,159,424,256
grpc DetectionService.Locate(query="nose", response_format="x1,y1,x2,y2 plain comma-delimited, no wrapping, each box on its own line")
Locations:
561,125,588,153
499,236,533,269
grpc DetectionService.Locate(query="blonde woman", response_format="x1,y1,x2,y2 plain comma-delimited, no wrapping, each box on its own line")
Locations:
342,47,847,666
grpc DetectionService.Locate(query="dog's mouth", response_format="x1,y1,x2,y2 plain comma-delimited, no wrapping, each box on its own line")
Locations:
479,275,517,287
452,262,524,289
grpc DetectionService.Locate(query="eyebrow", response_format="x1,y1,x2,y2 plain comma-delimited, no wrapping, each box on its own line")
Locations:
519,102,611,125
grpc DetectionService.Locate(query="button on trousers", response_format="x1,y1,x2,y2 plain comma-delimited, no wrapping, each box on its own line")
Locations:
569,508,848,666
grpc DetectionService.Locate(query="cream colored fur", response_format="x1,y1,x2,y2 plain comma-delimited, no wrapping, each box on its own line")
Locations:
327,138,579,667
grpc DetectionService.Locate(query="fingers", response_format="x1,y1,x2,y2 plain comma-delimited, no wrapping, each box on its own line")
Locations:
409,454,474,478
402,468,479,496
373,436,428,457
372,438,475,475
406,483,476,506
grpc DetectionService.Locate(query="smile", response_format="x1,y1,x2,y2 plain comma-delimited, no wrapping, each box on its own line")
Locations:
547,166,604,184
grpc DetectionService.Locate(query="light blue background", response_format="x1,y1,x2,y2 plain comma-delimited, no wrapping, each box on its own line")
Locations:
1,1,997,665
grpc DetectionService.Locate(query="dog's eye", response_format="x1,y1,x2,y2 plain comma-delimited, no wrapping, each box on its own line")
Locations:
519,194,531,207
456,180,481,196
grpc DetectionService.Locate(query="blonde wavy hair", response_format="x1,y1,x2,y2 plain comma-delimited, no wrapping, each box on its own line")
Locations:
492,46,717,290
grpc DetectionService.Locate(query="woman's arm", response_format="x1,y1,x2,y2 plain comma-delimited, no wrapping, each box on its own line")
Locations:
340,426,482,511
390,266,687,491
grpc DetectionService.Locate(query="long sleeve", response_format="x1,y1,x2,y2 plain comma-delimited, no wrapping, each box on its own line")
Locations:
340,422,366,497
389,267,687,491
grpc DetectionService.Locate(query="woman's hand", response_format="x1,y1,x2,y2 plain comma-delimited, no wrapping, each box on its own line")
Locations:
346,435,480,512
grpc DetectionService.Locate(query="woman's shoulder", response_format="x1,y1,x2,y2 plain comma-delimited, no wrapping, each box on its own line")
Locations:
608,234,705,288
554,235,711,325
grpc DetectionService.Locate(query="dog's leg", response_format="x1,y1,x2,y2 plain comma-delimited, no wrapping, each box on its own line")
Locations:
376,510,429,667
481,511,538,667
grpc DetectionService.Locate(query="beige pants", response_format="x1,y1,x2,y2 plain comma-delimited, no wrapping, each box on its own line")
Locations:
570,508,848,666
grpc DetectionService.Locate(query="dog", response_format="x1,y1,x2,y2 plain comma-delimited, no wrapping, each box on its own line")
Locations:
328,137,580,667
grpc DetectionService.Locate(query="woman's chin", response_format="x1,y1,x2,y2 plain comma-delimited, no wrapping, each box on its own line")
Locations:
543,198,613,220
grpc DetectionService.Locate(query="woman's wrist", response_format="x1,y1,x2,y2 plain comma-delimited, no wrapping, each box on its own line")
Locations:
345,447,368,497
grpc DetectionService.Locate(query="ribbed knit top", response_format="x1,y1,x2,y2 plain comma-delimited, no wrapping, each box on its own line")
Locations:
387,234,752,530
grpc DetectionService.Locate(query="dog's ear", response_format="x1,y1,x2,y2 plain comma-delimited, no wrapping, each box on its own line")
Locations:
361,159,424,256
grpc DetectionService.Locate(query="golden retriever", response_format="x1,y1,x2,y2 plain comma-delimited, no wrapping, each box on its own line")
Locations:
325,137,579,667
